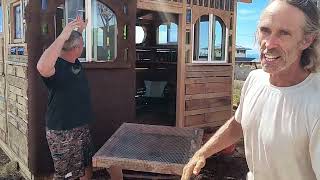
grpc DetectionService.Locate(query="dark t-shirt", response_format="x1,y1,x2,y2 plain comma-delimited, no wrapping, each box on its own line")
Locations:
42,58,93,130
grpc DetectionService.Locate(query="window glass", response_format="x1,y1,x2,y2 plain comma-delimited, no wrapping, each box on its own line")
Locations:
136,26,146,44
214,19,223,61
0,5,3,33
65,0,86,59
158,22,178,44
193,15,209,61
92,0,117,61
193,15,226,63
66,0,85,22
14,4,22,39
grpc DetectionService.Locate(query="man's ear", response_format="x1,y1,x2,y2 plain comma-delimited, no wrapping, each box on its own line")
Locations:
300,34,317,50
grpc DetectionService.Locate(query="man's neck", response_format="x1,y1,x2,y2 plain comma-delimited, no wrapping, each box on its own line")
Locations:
269,65,310,87
60,51,77,63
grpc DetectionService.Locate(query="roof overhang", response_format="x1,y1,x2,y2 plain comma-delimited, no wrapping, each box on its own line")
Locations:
238,0,252,3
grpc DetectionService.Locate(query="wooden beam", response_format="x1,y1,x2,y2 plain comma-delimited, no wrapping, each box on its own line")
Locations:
238,0,252,3
137,0,183,14
231,0,238,115
176,1,187,128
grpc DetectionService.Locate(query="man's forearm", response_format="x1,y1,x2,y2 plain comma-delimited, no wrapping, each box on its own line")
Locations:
196,116,243,159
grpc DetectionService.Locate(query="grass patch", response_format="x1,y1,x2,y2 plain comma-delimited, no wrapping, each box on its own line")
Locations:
233,80,244,107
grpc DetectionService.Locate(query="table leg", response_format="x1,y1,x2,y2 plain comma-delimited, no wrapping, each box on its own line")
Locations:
108,166,123,180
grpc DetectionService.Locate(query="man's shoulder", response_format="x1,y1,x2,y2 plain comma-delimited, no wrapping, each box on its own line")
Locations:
245,69,268,84
249,69,267,77
309,72,320,88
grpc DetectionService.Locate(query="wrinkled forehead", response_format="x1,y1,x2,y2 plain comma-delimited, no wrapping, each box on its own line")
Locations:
259,1,306,31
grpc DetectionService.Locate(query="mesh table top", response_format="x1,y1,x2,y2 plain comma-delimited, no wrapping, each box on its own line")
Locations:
93,123,203,175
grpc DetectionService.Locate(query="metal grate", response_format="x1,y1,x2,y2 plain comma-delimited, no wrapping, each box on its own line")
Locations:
107,133,192,164
100,123,203,165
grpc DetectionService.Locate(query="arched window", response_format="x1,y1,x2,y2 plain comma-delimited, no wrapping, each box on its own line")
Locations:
213,17,225,61
157,22,178,44
193,14,227,63
193,15,209,61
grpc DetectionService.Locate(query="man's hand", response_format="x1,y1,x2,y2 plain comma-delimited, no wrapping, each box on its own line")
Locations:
59,18,83,41
181,153,206,180
76,16,88,33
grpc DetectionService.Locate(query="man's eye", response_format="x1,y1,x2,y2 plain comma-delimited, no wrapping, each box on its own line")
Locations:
259,27,269,34
280,31,290,36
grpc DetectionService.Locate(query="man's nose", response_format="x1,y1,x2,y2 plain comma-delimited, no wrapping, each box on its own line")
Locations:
264,35,279,50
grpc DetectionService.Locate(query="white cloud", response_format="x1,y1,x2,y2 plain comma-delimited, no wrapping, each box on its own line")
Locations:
238,9,257,16
238,15,260,21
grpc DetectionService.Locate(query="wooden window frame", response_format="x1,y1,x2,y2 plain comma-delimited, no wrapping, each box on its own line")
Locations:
63,0,118,62
10,0,23,44
157,22,178,45
192,14,228,64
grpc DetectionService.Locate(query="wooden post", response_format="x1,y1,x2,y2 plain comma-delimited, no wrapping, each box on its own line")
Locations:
108,166,123,180
176,0,187,127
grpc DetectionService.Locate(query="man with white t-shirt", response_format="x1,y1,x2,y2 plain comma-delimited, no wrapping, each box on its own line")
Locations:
181,0,320,180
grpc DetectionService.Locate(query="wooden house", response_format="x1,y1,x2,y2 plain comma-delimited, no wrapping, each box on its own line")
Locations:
0,0,251,179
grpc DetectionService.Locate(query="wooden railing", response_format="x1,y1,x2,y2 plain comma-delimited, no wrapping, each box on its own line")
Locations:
139,0,234,11
188,0,234,11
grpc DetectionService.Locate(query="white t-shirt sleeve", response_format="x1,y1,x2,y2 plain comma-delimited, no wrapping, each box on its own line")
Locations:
235,71,255,124
310,119,320,179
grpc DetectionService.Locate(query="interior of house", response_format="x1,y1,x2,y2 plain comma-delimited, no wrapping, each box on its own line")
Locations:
135,10,178,126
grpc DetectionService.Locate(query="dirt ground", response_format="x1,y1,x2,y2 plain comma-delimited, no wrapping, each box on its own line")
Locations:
0,142,248,180
0,148,24,180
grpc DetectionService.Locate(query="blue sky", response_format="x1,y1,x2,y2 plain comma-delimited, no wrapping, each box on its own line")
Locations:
236,0,269,57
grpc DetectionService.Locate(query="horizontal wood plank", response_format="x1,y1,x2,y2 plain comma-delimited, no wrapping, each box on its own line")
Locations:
185,83,206,95
186,97,231,111
207,82,232,93
184,120,228,128
185,105,231,116
185,110,231,127
186,65,232,72
185,77,232,84
186,71,232,78
185,92,231,100
206,110,232,123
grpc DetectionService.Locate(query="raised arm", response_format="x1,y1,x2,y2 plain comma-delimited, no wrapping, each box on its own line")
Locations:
36,18,85,77
181,116,243,180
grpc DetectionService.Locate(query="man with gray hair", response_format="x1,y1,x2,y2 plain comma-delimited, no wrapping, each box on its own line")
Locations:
37,17,94,180
182,0,320,179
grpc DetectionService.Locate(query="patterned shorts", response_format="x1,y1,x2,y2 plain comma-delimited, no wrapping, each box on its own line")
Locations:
46,125,95,180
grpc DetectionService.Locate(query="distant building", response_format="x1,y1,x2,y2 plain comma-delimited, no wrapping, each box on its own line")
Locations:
200,44,257,62
234,45,257,63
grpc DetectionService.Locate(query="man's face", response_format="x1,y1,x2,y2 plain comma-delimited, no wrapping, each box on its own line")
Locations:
258,1,309,75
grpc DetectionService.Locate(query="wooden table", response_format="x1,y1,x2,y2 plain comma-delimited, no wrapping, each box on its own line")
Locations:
92,123,203,180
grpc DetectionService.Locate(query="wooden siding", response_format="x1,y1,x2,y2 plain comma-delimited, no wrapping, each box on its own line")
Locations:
184,64,232,128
